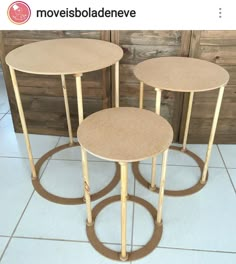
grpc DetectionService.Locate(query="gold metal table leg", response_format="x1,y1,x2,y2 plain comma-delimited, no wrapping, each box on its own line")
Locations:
155,88,162,115
201,86,225,184
182,91,194,151
150,88,162,190
76,73,86,200
150,158,157,191
120,162,128,261
157,149,169,224
9,67,37,179
115,61,120,108
139,81,144,109
61,74,73,145
81,147,93,226
75,74,84,125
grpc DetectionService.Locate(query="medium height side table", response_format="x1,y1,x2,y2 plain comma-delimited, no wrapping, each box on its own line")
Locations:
133,57,229,196
77,107,173,261
5,38,123,204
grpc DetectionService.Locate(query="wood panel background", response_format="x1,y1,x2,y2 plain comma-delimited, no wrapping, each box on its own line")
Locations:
179,31,236,143
0,30,236,143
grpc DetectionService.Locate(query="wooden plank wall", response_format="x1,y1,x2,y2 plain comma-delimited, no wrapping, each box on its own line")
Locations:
1,30,236,143
0,30,110,136
179,31,236,143
112,31,191,141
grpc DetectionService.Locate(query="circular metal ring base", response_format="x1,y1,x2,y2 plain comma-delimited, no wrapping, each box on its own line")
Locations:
32,142,120,205
132,146,208,197
87,195,163,261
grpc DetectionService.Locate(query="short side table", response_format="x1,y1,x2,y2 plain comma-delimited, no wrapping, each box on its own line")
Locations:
133,57,229,196
77,107,173,261
5,38,123,204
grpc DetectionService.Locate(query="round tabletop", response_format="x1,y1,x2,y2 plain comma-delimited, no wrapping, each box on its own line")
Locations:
134,57,229,92
77,107,173,163
5,38,123,75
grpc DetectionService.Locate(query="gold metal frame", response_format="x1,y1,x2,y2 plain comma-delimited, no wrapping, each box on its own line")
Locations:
9,63,120,205
81,147,169,261
136,82,224,196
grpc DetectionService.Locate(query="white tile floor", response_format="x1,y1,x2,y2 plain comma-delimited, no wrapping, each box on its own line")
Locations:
0,71,236,263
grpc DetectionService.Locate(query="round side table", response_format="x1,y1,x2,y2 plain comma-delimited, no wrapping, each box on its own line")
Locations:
77,107,173,261
133,57,229,196
5,38,123,204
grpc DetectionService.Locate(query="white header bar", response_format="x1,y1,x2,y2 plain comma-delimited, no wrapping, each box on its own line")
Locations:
0,0,234,30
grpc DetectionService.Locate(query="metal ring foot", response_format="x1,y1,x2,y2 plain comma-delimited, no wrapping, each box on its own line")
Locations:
132,146,208,197
86,195,163,261
33,143,120,204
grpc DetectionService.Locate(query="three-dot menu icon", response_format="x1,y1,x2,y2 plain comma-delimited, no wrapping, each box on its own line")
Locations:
219,8,222,18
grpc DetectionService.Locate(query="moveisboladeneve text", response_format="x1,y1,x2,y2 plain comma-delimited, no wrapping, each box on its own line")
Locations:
36,7,136,18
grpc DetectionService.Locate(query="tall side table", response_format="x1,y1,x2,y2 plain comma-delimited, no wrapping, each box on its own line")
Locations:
5,38,123,204
77,107,173,261
133,57,229,196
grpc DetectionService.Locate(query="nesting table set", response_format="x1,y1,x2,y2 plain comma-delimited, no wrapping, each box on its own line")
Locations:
6,38,229,261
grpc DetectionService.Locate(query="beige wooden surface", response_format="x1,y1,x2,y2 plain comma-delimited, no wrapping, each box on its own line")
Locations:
134,57,229,92
5,38,123,75
77,107,173,162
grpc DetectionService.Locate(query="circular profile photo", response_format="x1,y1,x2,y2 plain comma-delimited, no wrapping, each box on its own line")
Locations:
7,1,31,25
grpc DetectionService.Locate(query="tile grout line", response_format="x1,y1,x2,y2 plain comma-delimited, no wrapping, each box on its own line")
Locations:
11,236,90,244
9,236,135,251
0,156,51,263
0,112,8,121
37,136,61,181
139,163,225,169
0,191,35,262
0,154,230,170
0,137,59,263
156,245,236,254
0,134,62,161
55,136,63,148
9,236,133,246
217,145,236,195
1,236,235,257
0,156,32,160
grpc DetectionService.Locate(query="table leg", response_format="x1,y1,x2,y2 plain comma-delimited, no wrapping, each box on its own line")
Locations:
201,86,225,184
139,81,144,109
81,147,93,226
61,75,73,145
157,149,168,224
155,88,162,115
75,74,83,125
182,92,194,151
9,67,37,179
115,61,119,108
120,162,128,261
150,88,162,190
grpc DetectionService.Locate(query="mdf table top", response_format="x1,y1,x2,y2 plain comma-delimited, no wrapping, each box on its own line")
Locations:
5,38,123,75
134,57,229,92
77,107,173,163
